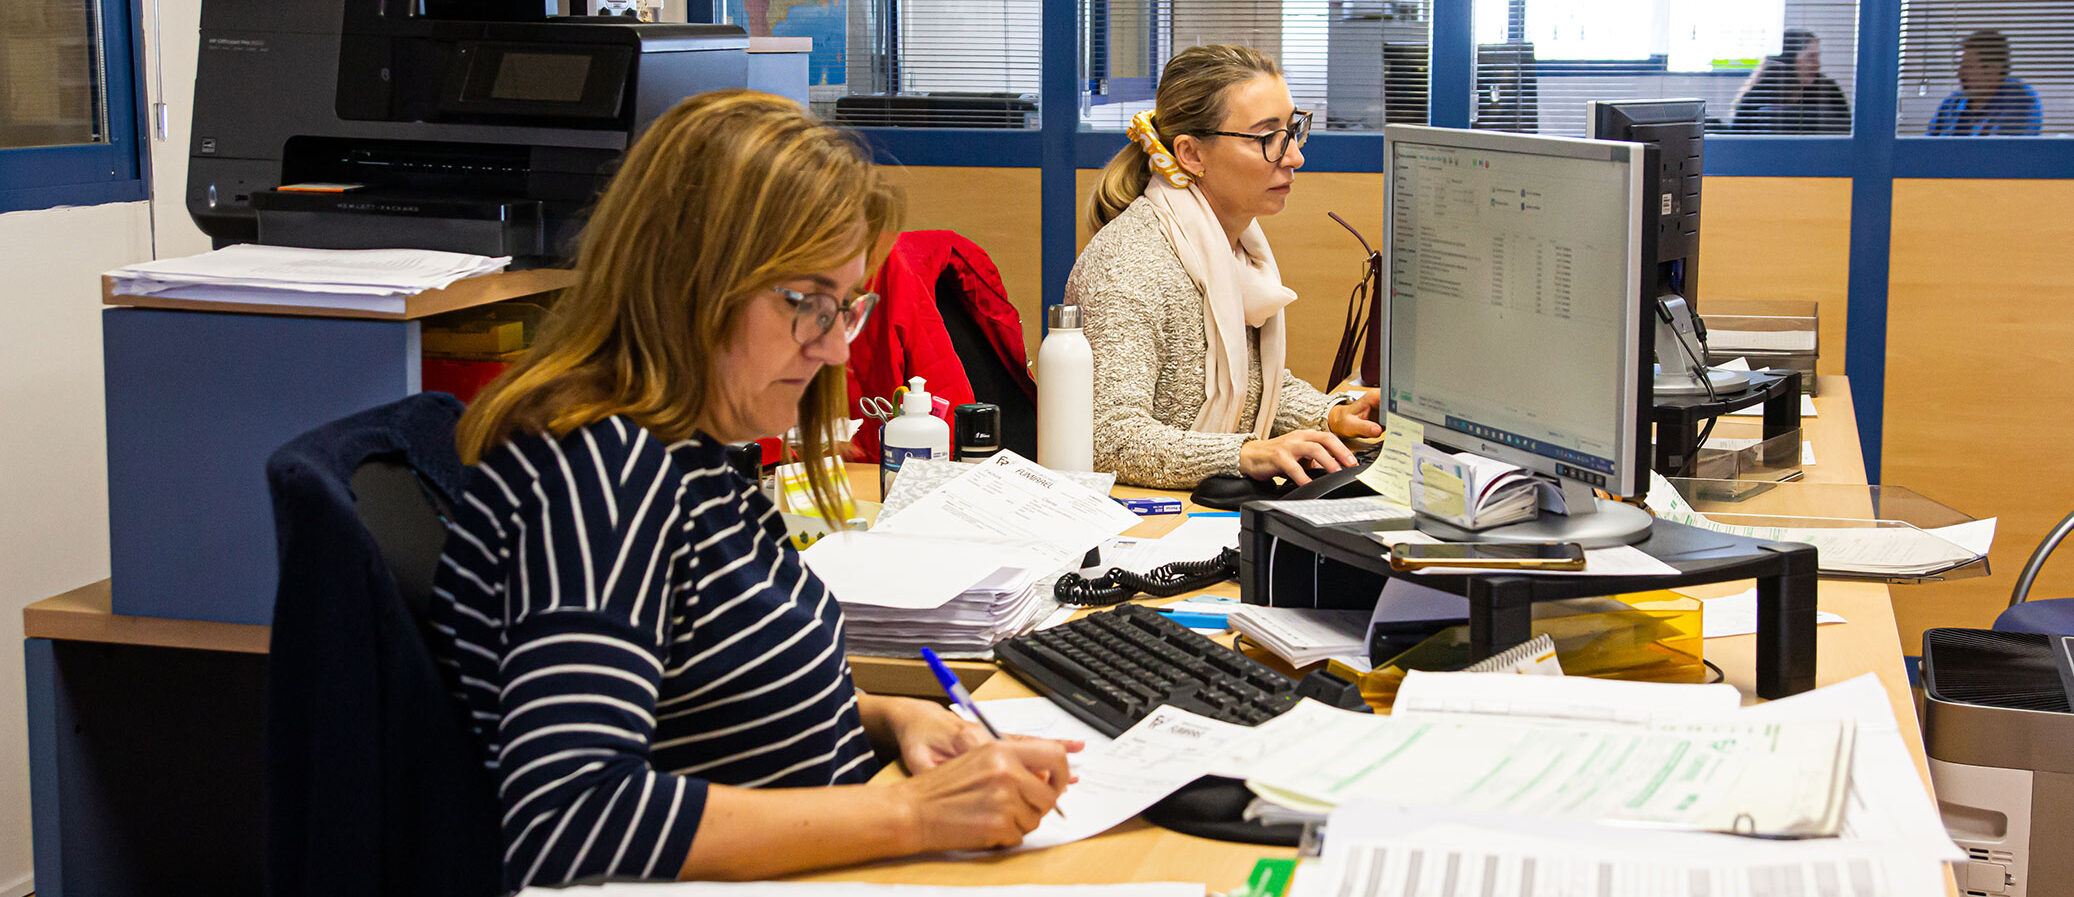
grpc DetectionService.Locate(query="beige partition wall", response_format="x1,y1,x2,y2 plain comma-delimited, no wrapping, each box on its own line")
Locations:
1884,179,2074,646
1074,168,1388,389
1697,177,1854,375
882,165,1046,358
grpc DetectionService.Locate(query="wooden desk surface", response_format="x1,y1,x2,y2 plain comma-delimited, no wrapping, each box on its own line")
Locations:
805,375,1940,892
24,381,1936,891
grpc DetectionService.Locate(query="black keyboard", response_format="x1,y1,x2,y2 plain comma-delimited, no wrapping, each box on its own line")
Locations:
996,603,1363,738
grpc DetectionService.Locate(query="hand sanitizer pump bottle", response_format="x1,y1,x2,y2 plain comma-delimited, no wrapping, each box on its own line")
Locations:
1037,303,1094,472
880,375,950,494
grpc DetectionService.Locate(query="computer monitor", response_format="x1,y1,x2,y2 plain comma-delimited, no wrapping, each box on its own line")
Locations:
1381,124,1656,546
1587,98,1746,396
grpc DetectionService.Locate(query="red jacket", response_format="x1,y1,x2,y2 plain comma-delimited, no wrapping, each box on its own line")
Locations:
846,231,1034,460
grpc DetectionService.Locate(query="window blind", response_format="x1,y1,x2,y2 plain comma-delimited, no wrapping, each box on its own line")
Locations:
718,0,1040,127
1897,0,2074,136
1080,0,1432,133
0,0,105,150
1470,0,1859,136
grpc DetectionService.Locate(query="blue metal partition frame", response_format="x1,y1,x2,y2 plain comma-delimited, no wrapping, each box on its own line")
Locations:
850,0,2074,478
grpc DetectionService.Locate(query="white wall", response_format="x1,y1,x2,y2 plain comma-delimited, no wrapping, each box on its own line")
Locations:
0,0,204,890
0,201,153,897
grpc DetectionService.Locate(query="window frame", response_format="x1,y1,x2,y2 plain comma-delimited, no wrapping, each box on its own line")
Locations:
0,0,150,214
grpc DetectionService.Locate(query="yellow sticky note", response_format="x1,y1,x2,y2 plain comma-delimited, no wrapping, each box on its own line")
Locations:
1358,412,1424,507
1416,462,1467,519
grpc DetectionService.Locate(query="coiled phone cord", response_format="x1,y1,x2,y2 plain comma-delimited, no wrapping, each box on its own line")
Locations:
1053,547,1242,606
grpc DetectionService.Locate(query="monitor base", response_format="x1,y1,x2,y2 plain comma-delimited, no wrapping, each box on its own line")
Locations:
1417,497,1653,548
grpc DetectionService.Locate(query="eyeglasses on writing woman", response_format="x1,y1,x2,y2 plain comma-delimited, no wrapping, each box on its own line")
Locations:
773,287,880,345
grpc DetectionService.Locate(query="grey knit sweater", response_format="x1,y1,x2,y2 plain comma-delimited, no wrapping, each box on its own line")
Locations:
1065,197,1332,489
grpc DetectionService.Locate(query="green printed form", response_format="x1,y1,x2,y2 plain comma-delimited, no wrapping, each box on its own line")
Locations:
1237,701,1854,837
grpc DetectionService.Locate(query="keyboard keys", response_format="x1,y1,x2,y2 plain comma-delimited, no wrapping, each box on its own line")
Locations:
996,604,1312,738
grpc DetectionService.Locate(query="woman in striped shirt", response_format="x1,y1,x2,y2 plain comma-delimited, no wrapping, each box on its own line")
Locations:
430,90,1077,893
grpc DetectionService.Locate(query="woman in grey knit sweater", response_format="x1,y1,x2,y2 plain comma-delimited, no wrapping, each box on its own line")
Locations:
1065,45,1381,490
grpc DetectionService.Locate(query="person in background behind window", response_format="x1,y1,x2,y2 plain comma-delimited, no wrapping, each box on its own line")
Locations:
1731,29,1851,134
1930,30,2042,136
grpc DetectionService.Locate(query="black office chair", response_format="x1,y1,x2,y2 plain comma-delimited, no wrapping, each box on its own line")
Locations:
933,262,1039,459
1995,509,2074,636
263,392,501,897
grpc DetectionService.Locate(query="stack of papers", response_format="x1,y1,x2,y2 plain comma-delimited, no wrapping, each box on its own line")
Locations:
105,244,510,314
1647,472,1996,577
1226,606,1369,667
802,452,1139,656
1282,672,1960,897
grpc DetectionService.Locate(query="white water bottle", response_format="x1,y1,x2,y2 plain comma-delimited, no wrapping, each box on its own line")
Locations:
880,375,950,494
1036,304,1094,472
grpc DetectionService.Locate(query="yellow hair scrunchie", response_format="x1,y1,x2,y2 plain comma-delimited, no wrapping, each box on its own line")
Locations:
1127,110,1193,189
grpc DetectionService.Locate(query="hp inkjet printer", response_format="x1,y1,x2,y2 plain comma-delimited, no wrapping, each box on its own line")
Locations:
187,0,749,264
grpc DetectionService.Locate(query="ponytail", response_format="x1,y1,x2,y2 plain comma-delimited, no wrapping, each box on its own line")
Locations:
1086,142,1153,234
1081,44,1283,235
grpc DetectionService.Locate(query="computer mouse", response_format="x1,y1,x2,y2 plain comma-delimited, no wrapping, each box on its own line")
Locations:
1188,474,1293,511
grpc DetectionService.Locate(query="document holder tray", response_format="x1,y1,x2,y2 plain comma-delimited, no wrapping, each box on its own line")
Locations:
1666,478,1988,583
1237,510,1820,698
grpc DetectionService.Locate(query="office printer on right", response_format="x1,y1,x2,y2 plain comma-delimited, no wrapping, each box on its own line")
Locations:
1921,628,2074,897
188,0,749,264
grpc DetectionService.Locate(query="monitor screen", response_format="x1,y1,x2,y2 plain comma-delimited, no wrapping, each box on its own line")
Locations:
1382,125,1651,500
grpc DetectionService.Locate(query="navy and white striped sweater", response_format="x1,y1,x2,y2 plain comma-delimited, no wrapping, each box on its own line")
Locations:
429,416,877,892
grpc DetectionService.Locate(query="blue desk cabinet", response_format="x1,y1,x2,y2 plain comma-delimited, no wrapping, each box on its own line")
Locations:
27,272,573,896
104,307,420,624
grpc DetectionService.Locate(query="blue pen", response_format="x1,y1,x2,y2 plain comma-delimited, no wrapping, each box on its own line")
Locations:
919,647,1066,819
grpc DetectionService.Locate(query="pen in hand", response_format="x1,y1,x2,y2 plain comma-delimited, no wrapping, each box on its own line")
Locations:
919,647,1067,820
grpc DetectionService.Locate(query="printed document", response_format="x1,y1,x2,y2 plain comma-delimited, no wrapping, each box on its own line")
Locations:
1235,700,1854,837
1290,802,1946,897
872,452,1141,570
1389,670,1742,725
1008,706,1253,851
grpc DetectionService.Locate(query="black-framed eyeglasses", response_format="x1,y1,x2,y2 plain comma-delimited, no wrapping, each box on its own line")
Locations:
1195,110,1313,163
774,286,879,345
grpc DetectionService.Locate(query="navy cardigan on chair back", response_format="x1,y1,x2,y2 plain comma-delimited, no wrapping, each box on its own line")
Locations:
264,392,502,897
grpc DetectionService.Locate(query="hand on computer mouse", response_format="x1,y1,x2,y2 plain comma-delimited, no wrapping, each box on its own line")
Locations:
1327,389,1384,441
1239,429,1356,485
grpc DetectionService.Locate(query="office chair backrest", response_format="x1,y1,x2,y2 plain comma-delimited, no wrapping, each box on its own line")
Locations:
350,456,452,622
264,392,502,897
1995,508,2074,636
934,266,1039,459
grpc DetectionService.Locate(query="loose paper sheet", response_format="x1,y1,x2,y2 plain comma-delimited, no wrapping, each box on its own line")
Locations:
1356,412,1424,506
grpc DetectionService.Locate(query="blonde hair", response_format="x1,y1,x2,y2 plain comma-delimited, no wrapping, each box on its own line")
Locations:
1085,44,1282,233
457,90,902,521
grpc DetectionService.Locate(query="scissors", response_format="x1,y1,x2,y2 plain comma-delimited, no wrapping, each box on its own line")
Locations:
859,395,897,424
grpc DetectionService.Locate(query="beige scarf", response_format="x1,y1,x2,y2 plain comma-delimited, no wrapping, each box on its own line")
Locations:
1141,179,1299,438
